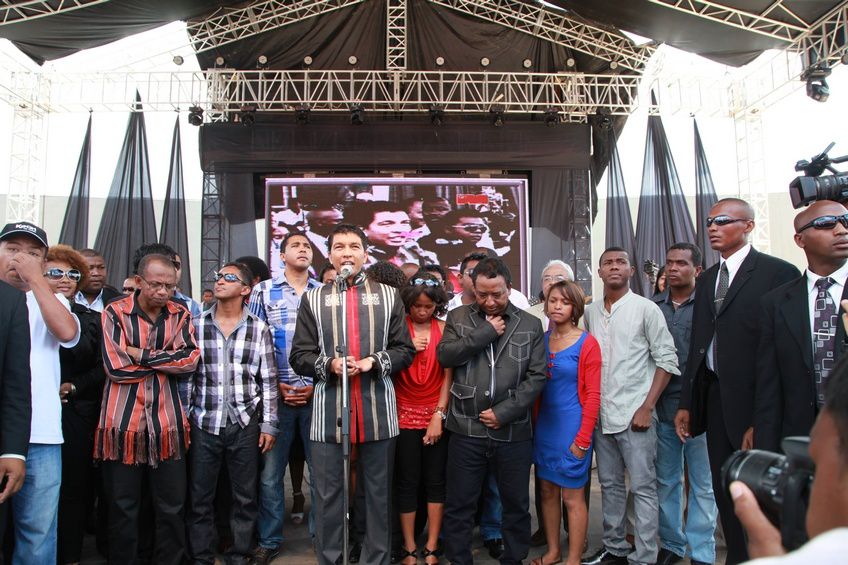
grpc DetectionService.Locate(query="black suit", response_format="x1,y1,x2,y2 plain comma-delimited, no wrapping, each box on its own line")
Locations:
755,274,848,452
0,281,32,547
679,248,799,564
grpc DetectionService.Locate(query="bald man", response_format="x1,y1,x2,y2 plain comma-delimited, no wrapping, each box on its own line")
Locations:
755,200,848,453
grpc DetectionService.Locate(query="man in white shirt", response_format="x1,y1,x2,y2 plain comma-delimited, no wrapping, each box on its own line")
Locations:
582,247,678,565
75,248,120,312
0,221,80,564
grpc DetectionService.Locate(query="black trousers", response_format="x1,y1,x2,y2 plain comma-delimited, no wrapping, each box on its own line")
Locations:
395,429,448,513
102,457,187,565
58,407,96,563
188,421,260,565
706,377,749,565
444,435,532,565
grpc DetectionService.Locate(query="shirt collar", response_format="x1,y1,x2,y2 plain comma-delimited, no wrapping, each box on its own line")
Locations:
272,270,321,289
806,261,848,295
719,243,752,275
603,288,633,313
75,289,101,304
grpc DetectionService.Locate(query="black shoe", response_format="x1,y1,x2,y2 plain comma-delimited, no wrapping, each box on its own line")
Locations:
251,545,281,565
580,547,628,565
349,542,362,564
484,538,505,560
656,548,684,565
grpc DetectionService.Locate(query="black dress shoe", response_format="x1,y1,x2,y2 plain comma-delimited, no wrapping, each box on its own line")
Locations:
656,548,684,565
484,538,505,560
348,542,362,564
580,547,628,565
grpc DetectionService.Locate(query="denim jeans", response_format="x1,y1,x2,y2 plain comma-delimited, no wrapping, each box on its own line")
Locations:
656,420,717,563
257,400,313,548
479,472,503,541
12,444,61,565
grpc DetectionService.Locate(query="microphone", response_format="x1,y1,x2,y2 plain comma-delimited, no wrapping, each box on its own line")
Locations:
337,265,354,281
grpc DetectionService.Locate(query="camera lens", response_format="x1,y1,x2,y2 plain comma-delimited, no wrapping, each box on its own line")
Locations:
722,449,786,526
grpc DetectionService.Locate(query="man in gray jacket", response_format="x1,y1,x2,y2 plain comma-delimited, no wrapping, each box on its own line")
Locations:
438,257,547,565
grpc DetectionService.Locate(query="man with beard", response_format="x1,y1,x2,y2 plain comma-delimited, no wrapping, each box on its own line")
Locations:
76,249,121,311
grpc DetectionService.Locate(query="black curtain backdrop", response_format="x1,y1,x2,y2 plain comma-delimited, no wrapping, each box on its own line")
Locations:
634,96,696,294
94,92,158,289
604,129,644,296
59,114,92,250
694,119,720,269
160,116,192,296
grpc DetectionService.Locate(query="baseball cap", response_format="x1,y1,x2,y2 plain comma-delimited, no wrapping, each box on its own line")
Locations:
0,221,49,248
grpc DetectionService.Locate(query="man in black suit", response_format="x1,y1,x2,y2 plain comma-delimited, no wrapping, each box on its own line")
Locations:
675,198,800,565
755,200,848,452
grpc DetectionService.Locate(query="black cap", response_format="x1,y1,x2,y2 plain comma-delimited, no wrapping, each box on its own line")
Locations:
0,221,48,248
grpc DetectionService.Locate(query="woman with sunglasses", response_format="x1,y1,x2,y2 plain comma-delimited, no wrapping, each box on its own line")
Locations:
394,273,452,564
44,245,105,565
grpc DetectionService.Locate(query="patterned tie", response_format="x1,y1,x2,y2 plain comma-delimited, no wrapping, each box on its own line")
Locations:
714,262,729,312
813,277,839,407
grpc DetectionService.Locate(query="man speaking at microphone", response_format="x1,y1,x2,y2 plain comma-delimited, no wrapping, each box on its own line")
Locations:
290,223,414,565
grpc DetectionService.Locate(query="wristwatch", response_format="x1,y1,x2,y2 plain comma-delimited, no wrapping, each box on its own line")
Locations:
434,406,447,421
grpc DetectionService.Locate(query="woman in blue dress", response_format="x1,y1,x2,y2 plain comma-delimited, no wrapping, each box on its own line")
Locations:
532,281,601,565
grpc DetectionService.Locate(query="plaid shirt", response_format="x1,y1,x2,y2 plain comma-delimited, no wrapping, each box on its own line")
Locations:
248,273,321,387
190,305,279,436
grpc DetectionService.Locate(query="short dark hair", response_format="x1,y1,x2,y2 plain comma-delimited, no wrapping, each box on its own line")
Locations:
422,263,447,281
137,253,176,278
202,288,213,295
234,256,270,283
219,261,253,286
78,248,103,259
400,272,449,317
281,231,310,252
470,257,511,287
441,208,484,228
327,223,369,250
133,243,177,274
345,201,407,230
599,246,629,267
459,252,488,277
825,356,848,463
365,261,407,288
545,280,586,326
317,262,337,281
667,242,703,267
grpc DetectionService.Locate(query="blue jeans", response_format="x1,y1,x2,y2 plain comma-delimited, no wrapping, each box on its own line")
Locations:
257,400,313,548
12,444,61,565
656,420,717,563
479,472,502,541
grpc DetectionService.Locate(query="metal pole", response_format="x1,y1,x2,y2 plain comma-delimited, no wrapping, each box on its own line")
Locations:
336,277,351,565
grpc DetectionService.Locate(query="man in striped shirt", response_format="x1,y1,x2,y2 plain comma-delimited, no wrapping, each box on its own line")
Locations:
94,253,199,565
290,223,415,565
187,262,278,565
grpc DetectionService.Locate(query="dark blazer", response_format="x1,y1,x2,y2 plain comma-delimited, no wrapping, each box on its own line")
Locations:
679,248,800,448
754,274,848,451
0,281,32,457
60,304,104,423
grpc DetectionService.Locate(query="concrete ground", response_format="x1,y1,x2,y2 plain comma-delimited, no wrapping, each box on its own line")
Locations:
81,465,727,564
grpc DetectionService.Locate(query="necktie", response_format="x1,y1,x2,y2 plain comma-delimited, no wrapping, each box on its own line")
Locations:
813,277,839,407
714,262,729,312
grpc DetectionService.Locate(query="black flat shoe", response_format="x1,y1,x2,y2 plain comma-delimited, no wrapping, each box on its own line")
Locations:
580,547,628,565
483,538,505,560
656,548,684,565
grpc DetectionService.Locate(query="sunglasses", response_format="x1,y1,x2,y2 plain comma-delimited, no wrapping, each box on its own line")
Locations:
409,278,441,287
453,224,488,233
172,261,181,270
122,286,136,293
44,268,82,282
705,215,751,227
214,272,249,286
796,213,848,233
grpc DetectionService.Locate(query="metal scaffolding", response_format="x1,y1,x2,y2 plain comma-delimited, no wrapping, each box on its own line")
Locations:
200,173,229,291
386,0,407,70
0,0,109,26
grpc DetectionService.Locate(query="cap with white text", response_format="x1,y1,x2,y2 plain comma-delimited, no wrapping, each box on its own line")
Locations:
0,221,49,248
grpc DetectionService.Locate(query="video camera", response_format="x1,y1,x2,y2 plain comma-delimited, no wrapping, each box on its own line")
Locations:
721,437,814,551
789,143,848,209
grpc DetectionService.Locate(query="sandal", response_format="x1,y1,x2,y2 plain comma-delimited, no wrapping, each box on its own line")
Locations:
530,557,562,565
398,547,418,565
420,546,442,565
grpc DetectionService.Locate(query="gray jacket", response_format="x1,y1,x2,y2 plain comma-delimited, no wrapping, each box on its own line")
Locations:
437,301,547,442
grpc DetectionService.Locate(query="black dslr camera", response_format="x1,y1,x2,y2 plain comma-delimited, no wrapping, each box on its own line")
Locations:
721,437,814,551
789,142,848,209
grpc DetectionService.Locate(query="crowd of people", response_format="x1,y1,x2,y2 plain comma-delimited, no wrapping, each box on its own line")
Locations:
0,193,847,565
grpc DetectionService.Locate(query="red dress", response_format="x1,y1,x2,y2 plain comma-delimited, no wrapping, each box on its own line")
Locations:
394,317,444,429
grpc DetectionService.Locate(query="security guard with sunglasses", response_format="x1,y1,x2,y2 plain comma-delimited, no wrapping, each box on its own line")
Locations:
755,200,848,454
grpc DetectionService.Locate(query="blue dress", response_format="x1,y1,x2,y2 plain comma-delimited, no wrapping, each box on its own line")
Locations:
533,331,593,488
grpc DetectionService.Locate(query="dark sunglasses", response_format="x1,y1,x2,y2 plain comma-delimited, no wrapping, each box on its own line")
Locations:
796,213,848,233
705,215,751,227
410,278,440,287
453,224,488,233
44,268,82,282
172,260,181,270
214,272,248,286
122,286,136,293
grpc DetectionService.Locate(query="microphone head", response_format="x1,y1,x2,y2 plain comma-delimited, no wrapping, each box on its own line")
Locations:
338,265,354,279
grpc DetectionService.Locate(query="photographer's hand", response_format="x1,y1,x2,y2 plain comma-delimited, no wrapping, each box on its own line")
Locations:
731,481,787,559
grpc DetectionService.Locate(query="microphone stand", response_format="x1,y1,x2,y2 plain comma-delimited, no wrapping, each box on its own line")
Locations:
335,272,352,565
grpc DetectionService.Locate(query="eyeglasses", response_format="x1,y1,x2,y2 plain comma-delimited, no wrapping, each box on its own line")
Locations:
542,274,568,283
409,278,441,287
172,260,181,270
705,215,751,227
138,276,177,292
44,268,82,282
214,272,249,286
122,286,136,293
453,224,488,233
796,213,848,233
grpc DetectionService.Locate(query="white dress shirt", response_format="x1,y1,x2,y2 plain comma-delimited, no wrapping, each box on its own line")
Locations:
75,289,105,312
706,243,752,372
806,261,848,347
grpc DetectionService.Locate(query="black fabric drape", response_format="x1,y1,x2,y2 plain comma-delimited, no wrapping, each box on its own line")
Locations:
93,92,158,289
604,129,643,296
59,115,92,250
160,117,192,296
694,119,720,269
634,95,696,293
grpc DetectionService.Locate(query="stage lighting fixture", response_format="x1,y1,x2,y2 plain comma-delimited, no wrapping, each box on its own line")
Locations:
187,106,203,126
522,58,533,69
490,108,504,127
239,104,257,126
803,64,832,102
303,55,313,66
173,55,184,66
257,55,268,68
350,104,364,125
566,57,576,68
609,61,619,70
435,56,445,66
348,55,358,65
544,108,559,127
295,105,310,125
480,57,490,67
215,56,225,67
429,106,445,126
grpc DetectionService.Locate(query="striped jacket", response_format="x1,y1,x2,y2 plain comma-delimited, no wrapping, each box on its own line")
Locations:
95,294,199,467
289,272,415,444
